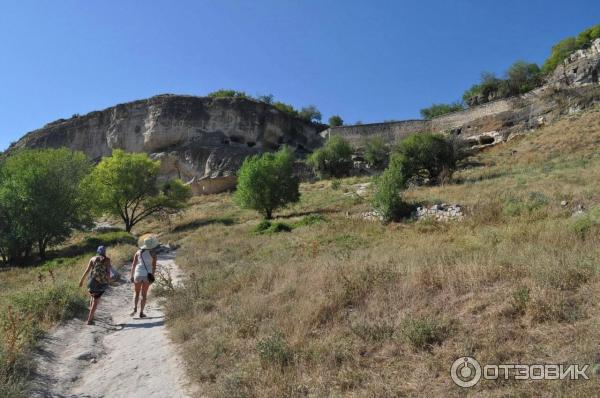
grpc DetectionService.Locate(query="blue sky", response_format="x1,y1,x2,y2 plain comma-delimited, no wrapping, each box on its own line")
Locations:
1,1,599,150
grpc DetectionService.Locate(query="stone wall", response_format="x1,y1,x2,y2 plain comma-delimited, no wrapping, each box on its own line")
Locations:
322,120,428,146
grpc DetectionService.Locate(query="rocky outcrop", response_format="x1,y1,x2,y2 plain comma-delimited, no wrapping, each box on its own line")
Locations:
9,95,325,194
550,38,600,87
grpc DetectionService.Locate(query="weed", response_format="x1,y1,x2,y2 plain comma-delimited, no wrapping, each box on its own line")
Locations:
400,316,451,351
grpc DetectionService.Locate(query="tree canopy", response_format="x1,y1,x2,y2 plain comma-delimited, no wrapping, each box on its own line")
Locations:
0,149,94,262
88,149,191,232
233,147,300,219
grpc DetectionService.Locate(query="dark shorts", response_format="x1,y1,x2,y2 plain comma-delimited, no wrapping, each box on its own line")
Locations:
89,290,105,299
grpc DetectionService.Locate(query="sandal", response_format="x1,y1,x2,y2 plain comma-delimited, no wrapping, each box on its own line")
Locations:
86,320,95,325
139,313,147,318
130,309,137,316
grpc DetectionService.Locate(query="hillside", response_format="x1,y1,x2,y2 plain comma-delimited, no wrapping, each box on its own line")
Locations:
138,106,600,396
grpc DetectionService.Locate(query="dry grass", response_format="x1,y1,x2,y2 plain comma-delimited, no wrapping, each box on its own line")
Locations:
157,107,600,397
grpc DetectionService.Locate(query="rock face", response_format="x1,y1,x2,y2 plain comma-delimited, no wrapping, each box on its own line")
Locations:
550,38,600,87
10,95,325,194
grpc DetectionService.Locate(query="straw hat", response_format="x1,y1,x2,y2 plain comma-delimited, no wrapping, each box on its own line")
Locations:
140,235,160,250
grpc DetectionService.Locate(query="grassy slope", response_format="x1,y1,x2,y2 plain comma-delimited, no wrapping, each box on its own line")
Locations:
158,107,600,397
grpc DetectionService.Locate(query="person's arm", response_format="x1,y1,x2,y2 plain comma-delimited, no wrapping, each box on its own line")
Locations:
130,252,138,283
79,259,93,287
151,254,157,274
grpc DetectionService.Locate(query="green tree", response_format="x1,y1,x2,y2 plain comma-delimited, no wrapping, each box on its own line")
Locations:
542,24,600,73
0,149,94,262
257,94,274,104
394,133,456,184
420,102,464,119
299,105,322,122
233,147,300,219
372,154,410,222
88,150,191,232
307,135,354,178
328,115,344,127
364,136,390,170
506,61,541,95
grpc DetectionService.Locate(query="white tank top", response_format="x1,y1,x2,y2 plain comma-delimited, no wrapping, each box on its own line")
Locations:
134,250,154,277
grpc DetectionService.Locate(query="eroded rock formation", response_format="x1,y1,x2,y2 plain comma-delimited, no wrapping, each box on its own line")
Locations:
9,95,325,194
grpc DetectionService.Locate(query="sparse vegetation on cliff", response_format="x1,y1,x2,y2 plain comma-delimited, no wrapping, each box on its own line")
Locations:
542,23,600,73
420,102,464,119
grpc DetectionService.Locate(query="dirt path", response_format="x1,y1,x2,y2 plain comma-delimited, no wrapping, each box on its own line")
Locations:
30,253,193,398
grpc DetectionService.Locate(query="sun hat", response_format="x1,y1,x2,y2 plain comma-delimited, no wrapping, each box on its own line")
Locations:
140,235,160,250
97,246,107,256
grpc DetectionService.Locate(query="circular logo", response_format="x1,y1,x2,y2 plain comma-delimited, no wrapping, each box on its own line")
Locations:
451,356,482,388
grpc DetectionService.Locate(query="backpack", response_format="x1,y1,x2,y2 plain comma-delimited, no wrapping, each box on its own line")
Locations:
90,256,109,285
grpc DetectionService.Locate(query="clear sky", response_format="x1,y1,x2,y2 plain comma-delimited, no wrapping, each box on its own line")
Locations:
1,1,599,150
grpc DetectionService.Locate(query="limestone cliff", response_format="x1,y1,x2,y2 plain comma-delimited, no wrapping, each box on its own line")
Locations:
10,95,325,194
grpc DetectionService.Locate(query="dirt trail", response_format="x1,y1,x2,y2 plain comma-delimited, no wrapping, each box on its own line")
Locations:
30,253,193,398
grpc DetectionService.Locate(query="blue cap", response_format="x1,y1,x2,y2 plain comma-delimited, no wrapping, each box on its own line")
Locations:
97,246,106,256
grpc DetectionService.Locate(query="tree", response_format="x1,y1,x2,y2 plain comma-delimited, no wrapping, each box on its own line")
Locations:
273,101,299,118
88,150,191,232
364,136,390,170
307,135,354,178
257,94,274,104
372,154,410,223
0,149,94,262
299,105,322,122
542,23,600,73
506,61,541,95
233,147,300,219
328,115,344,127
420,102,464,119
394,133,457,184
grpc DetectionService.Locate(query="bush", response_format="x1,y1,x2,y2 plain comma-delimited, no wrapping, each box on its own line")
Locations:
363,137,390,169
207,89,250,99
307,136,354,178
273,101,299,118
234,147,300,219
394,133,457,184
256,332,294,368
328,115,344,127
400,315,450,351
419,102,464,119
372,154,410,222
298,105,322,122
253,221,293,235
294,214,326,227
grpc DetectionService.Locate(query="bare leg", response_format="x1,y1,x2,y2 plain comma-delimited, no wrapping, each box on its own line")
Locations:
139,281,150,317
87,296,100,324
132,282,142,315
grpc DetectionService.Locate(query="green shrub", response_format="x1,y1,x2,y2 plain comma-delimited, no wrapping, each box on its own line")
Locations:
298,105,322,122
273,101,299,118
419,102,464,119
372,154,410,222
307,136,354,178
511,286,530,316
328,115,344,127
542,24,600,73
253,221,293,235
363,137,390,169
207,89,250,99
400,315,450,351
256,332,294,368
234,147,300,219
394,133,456,184
294,214,326,227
